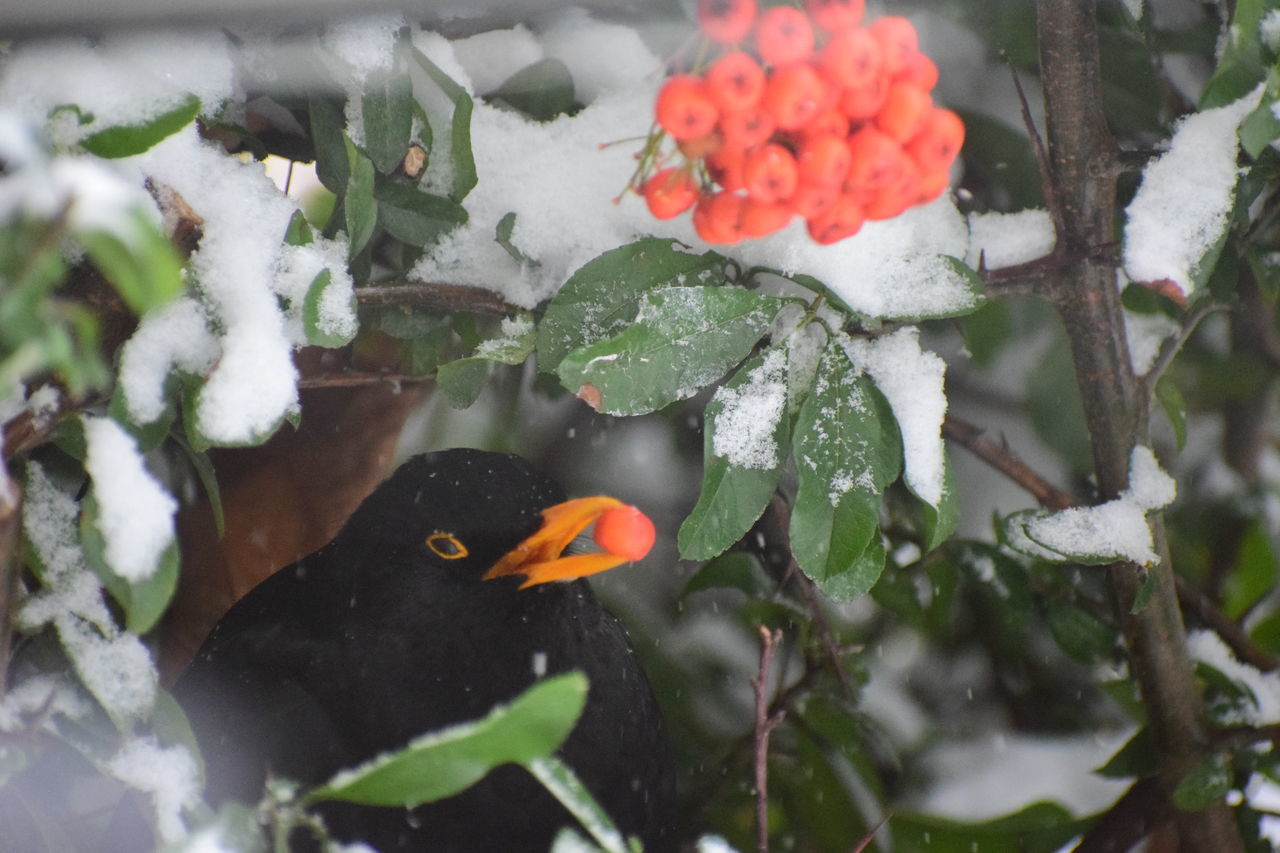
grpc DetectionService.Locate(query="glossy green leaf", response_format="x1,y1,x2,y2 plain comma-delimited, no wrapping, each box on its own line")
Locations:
1154,376,1187,451
679,347,789,561
1200,0,1268,108
80,211,185,315
363,73,415,174
307,672,587,807
1222,522,1277,620
436,315,535,409
537,239,732,371
526,756,629,853
557,286,783,416
1046,601,1115,664
1095,728,1157,779
491,58,576,122
343,136,377,258
80,94,200,158
310,97,350,193
495,211,536,266
375,180,467,247
284,209,314,247
79,492,179,636
410,48,477,202
892,802,1082,853
790,342,901,601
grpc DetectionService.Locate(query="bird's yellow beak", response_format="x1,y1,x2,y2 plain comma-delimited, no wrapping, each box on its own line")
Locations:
483,496,653,588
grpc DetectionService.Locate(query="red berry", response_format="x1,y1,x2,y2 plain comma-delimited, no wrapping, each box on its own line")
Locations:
656,75,720,140
790,181,839,219
743,142,799,203
706,51,766,113
876,81,932,142
838,70,889,118
707,145,748,191
897,51,938,91
756,6,815,66
845,126,909,192
678,131,724,159
806,193,865,244
818,26,882,89
800,107,850,140
741,198,794,237
697,0,758,44
906,107,965,172
912,166,951,206
863,157,920,220
718,105,776,149
693,191,746,244
869,16,919,75
593,505,656,561
797,133,852,187
762,63,828,130
642,168,699,220
804,0,865,32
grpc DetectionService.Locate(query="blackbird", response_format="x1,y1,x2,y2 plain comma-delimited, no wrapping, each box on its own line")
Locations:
174,448,676,851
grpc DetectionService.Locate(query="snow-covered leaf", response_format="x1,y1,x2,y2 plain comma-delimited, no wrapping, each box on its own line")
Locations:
410,46,477,202
80,210,185,316
307,672,586,807
302,269,358,348
557,286,783,416
790,342,901,601
79,94,200,158
363,72,415,174
537,239,732,371
679,347,789,560
437,314,536,408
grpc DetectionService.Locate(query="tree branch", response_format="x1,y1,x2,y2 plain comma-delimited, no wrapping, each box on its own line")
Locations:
751,626,785,853
1036,2,1242,848
356,282,519,317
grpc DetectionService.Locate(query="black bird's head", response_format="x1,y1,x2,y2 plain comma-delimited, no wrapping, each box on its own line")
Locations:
341,448,655,587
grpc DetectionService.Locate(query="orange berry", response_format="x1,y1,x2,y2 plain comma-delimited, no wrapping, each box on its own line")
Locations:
869,16,919,75
845,126,908,192
707,145,748,191
818,26,882,89
762,63,828,130
804,0,865,32
906,107,965,172
706,52,766,113
741,198,794,237
656,75,719,140
801,107,850,140
806,193,865,244
790,182,840,219
642,168,699,220
797,133,852,187
719,104,776,149
743,142,799,203
756,7,815,67
693,191,745,244
912,166,951,206
593,505,656,561
863,157,920,220
838,71,889,119
898,51,938,91
678,131,724,159
876,81,932,142
697,0,758,44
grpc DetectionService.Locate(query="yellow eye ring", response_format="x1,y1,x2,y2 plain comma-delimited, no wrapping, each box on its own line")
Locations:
425,532,469,560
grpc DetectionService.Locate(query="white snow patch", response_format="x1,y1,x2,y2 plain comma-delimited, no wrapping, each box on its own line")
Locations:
451,26,545,96
107,737,201,843
1187,629,1280,724
966,209,1056,270
119,297,219,425
321,15,406,87
696,836,742,853
84,416,177,582
0,675,91,730
1023,446,1175,566
1125,306,1180,375
273,237,358,345
1262,11,1280,52
844,328,948,506
710,347,787,470
1123,87,1262,298
535,8,665,103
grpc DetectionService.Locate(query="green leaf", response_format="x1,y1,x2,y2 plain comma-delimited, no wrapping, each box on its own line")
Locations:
678,347,789,561
891,802,1082,853
1154,376,1187,451
80,94,200,158
1200,0,1269,109
375,180,468,247
310,98,350,193
495,211,536,266
537,239,732,371
879,255,986,322
363,73,415,174
1222,522,1277,620
1130,566,1157,614
307,672,588,807
1095,728,1157,779
526,756,629,853
107,384,172,452
913,454,958,552
436,315,536,409
790,342,902,601
490,58,576,122
410,48,478,202
557,286,784,416
1046,601,1116,664
1172,755,1232,811
302,269,357,348
80,211,185,315
79,492,179,635
343,136,377,258
284,209,314,247
680,552,771,600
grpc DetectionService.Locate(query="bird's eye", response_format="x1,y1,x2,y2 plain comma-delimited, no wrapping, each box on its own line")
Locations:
425,532,469,560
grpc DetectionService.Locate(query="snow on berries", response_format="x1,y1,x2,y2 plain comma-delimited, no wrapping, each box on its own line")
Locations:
636,2,964,246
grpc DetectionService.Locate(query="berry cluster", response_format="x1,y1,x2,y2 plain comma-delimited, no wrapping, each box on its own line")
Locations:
638,0,964,246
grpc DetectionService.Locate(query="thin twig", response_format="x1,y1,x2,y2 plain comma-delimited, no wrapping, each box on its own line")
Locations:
1176,575,1279,671
941,415,1076,510
297,372,432,390
1140,299,1226,393
1010,65,1067,247
751,626,785,853
355,282,519,316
